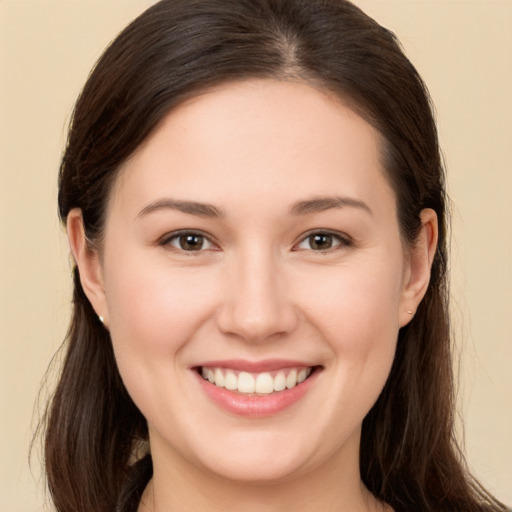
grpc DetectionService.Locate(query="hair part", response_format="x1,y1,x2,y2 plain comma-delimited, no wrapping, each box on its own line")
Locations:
40,1,507,511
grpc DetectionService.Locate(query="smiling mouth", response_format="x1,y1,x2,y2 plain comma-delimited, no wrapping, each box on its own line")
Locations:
196,366,319,395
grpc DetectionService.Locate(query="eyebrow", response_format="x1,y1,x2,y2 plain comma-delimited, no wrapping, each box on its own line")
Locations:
290,196,373,216
137,195,372,219
137,199,225,219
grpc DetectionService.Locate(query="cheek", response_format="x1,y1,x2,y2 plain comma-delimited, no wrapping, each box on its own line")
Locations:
102,255,224,429
295,256,403,406
103,254,219,372
296,257,404,346
302,264,401,427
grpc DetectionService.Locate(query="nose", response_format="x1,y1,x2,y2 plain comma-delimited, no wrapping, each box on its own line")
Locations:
215,249,298,343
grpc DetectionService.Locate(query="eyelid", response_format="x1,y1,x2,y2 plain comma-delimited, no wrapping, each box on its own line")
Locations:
157,228,352,253
158,229,219,252
292,229,353,252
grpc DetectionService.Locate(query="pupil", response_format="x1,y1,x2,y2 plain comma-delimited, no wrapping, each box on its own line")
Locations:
180,234,203,251
311,234,332,250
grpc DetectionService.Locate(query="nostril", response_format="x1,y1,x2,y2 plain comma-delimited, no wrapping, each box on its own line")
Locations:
216,307,299,343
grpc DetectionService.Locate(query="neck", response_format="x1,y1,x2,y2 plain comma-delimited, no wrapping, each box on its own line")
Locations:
138,431,391,512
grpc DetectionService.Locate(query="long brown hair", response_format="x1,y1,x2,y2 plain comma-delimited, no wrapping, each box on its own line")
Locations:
41,1,507,511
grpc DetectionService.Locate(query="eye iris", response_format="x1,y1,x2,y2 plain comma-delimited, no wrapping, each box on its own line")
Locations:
310,233,333,250
179,234,204,251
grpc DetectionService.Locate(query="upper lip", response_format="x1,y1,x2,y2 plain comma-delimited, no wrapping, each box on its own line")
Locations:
193,359,317,373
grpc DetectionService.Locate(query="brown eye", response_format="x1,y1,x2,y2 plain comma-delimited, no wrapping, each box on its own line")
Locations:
178,234,205,251
163,232,215,252
308,233,335,250
295,231,350,252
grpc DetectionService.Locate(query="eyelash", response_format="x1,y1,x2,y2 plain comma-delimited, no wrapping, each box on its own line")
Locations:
158,229,353,254
294,230,353,252
158,230,218,253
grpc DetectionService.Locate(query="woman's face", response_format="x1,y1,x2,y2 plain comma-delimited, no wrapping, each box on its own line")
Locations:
77,79,431,484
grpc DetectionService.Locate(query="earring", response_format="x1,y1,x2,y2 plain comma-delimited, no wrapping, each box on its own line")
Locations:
99,315,105,324
407,310,413,315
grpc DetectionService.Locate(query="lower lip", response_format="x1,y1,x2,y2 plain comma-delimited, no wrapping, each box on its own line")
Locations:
195,369,320,417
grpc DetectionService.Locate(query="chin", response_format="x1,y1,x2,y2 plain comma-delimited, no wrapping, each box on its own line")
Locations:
184,426,334,485
200,452,308,484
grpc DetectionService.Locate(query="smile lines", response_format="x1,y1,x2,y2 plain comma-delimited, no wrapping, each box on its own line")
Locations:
199,367,313,395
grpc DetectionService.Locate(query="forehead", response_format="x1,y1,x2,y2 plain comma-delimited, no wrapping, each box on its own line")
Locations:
111,79,395,219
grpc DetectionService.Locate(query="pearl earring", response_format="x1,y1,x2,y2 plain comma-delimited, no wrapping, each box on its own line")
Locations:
99,315,105,323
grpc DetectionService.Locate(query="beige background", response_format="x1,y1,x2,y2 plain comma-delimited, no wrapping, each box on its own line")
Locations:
0,1,510,510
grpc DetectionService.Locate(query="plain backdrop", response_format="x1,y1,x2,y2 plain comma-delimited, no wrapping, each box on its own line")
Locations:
0,1,510,510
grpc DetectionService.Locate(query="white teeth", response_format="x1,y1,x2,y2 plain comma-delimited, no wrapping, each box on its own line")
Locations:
297,368,308,383
238,372,255,393
224,371,237,390
214,368,224,388
201,366,314,394
274,371,286,392
286,369,297,389
255,373,274,394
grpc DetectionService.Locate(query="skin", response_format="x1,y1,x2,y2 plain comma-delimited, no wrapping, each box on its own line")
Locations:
68,79,437,512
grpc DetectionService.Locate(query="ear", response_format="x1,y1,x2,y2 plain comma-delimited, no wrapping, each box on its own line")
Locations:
399,208,438,327
67,208,109,325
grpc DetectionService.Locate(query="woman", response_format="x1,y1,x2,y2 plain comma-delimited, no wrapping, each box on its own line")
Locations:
42,0,508,511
